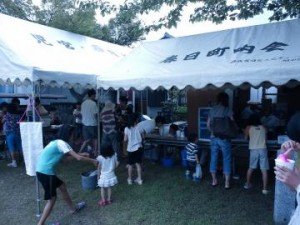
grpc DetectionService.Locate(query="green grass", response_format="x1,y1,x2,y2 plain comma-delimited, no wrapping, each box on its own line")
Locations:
0,158,275,225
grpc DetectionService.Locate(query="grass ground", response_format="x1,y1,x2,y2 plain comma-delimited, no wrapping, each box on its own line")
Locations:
0,157,275,225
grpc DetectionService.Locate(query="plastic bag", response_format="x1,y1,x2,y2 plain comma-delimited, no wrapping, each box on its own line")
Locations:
195,164,202,179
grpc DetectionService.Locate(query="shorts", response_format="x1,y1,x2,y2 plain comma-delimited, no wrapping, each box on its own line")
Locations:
187,161,197,174
249,148,269,170
127,148,143,165
36,172,63,200
82,125,97,140
6,132,22,153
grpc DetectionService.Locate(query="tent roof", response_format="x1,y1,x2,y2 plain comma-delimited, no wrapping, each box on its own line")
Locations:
0,13,130,88
98,18,300,90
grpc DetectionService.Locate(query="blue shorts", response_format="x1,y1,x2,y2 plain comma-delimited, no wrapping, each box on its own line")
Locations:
6,132,22,153
36,172,63,200
82,125,97,140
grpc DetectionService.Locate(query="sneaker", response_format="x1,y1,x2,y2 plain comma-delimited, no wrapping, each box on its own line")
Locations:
7,161,17,168
134,178,143,185
193,176,200,182
127,178,133,185
262,190,269,195
72,202,86,214
243,183,252,190
185,174,191,180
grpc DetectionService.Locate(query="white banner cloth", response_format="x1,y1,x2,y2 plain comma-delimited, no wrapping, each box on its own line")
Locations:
20,122,44,176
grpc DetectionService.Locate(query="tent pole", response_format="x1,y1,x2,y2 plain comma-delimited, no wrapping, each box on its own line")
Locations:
33,83,41,217
97,87,100,156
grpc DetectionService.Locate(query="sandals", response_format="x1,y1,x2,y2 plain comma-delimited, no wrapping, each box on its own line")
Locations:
98,200,106,207
106,200,113,205
98,199,113,207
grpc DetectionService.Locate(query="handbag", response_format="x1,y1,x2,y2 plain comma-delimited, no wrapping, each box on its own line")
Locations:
212,117,239,139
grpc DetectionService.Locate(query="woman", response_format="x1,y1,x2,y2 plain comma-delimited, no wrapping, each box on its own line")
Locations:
207,92,235,189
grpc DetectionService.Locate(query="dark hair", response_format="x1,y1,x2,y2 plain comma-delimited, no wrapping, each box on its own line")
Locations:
35,97,41,105
127,113,139,128
87,89,96,97
217,92,229,107
248,113,262,126
0,102,8,110
100,144,115,158
7,103,18,114
57,125,74,142
155,115,166,125
287,111,300,143
119,96,128,104
11,97,20,105
188,133,198,143
169,124,179,131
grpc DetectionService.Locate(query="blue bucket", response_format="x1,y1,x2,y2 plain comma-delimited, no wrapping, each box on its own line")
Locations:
162,157,174,168
81,171,97,190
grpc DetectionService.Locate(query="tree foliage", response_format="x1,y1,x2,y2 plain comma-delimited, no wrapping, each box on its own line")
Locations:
99,0,300,32
0,0,37,20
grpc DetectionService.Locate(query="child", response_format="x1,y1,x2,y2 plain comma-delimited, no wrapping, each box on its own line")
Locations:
244,113,269,194
36,126,97,225
185,133,202,181
96,144,119,207
124,113,143,185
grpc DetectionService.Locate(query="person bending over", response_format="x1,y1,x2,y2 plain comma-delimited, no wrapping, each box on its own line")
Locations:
36,126,97,225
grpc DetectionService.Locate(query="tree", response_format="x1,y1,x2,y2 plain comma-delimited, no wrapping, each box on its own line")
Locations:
99,0,300,32
0,0,37,20
35,0,104,39
106,4,145,45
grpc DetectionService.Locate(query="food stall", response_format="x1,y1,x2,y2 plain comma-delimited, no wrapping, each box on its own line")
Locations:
98,18,300,154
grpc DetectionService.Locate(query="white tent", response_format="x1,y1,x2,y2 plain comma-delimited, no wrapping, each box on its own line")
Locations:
0,13,130,88
98,18,300,90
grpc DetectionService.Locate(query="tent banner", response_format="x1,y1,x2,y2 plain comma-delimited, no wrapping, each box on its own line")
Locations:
20,122,43,176
99,18,300,90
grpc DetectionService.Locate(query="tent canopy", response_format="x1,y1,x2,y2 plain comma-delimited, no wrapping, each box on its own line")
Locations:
0,13,130,88
98,19,300,90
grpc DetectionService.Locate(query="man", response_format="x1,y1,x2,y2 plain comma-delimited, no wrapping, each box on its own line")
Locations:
100,101,119,156
79,89,98,156
115,96,133,158
36,126,97,225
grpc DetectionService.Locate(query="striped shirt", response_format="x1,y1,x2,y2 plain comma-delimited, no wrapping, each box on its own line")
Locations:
185,142,200,162
100,109,117,134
